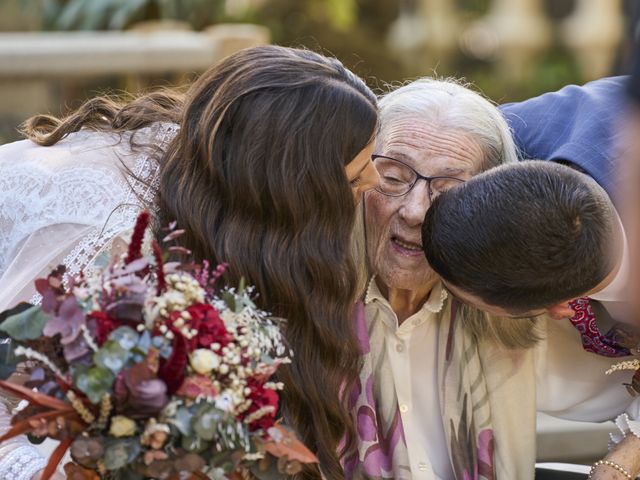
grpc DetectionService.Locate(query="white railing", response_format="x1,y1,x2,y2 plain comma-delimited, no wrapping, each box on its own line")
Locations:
0,24,269,79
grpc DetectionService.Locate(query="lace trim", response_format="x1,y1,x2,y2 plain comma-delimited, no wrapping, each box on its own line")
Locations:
609,412,640,449
30,123,178,304
0,444,46,480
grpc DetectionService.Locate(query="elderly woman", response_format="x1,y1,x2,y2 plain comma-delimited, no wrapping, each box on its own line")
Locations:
345,78,640,480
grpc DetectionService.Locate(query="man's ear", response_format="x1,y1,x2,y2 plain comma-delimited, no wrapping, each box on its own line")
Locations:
547,301,576,320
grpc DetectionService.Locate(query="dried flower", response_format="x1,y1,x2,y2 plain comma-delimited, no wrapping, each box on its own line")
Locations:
109,415,137,437
140,419,170,450
125,210,150,265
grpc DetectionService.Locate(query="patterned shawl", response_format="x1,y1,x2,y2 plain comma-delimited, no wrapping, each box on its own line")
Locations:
344,300,500,480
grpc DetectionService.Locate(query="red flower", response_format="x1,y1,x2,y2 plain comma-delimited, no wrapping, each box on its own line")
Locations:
125,211,150,265
242,377,279,432
89,311,120,346
184,304,231,352
158,326,188,394
152,240,166,296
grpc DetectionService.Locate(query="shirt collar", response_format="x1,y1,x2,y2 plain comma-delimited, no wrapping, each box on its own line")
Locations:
364,274,448,315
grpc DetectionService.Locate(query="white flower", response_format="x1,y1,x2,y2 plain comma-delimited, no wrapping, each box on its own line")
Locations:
190,349,220,375
215,392,235,412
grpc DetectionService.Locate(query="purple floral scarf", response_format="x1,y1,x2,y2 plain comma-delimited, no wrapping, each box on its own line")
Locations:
344,300,496,480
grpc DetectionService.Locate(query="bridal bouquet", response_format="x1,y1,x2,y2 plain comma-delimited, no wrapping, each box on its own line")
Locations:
0,212,317,480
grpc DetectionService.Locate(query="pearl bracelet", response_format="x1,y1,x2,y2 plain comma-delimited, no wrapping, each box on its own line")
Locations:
589,459,633,479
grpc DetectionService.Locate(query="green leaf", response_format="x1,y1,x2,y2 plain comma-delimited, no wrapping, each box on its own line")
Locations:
0,305,50,340
94,340,130,374
193,404,224,441
75,366,115,404
222,292,236,313
109,326,139,350
0,302,32,324
0,333,18,380
103,437,141,470
172,406,193,436
181,434,206,452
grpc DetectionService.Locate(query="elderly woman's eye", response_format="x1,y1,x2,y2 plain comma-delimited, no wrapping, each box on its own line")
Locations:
383,175,404,184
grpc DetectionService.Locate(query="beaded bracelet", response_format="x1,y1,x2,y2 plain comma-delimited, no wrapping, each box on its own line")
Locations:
588,459,633,479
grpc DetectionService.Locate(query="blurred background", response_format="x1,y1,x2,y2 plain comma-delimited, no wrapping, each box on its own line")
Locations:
0,0,638,144
0,0,636,465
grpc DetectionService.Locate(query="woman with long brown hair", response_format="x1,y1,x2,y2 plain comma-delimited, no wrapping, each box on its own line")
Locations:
0,45,379,479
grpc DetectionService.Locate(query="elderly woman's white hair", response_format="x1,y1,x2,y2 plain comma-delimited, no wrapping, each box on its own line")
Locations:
377,78,519,169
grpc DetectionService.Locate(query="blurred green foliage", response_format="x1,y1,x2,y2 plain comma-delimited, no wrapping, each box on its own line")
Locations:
31,0,225,31
249,0,584,101
11,0,603,103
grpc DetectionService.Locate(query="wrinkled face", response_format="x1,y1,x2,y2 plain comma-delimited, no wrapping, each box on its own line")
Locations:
365,118,484,291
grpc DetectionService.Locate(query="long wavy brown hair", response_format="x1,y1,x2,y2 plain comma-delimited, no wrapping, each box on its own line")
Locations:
22,45,378,479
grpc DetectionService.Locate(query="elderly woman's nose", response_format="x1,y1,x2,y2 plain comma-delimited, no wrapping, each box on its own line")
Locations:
399,181,431,226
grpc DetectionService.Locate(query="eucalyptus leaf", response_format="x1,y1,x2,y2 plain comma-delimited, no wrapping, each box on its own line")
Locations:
181,434,206,452
193,405,223,441
0,334,18,380
94,340,130,374
109,326,139,350
75,366,115,404
0,305,50,340
136,330,152,354
172,406,193,436
103,437,141,470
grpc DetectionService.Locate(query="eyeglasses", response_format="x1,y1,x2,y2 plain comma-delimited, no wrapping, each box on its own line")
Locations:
372,155,466,200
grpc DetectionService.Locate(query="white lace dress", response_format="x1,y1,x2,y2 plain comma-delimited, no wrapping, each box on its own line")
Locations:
0,122,177,478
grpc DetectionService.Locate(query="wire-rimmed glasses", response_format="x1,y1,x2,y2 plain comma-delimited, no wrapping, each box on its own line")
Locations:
372,155,466,200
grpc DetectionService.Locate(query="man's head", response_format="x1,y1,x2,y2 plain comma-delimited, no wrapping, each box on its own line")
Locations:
422,161,621,317
365,78,518,294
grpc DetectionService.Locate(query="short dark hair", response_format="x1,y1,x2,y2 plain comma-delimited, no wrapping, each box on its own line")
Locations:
422,161,618,313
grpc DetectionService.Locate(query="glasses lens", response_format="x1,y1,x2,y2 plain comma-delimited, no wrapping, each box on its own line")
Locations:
374,157,415,196
429,177,466,200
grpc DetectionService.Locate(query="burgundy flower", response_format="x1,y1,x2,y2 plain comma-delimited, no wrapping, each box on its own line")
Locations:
152,240,166,295
125,210,150,265
89,311,120,346
158,326,188,394
183,303,231,352
242,377,279,432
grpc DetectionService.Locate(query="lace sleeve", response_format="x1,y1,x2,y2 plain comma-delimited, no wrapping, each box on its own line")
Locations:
0,402,46,480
